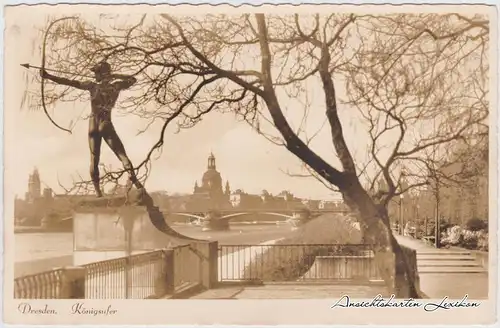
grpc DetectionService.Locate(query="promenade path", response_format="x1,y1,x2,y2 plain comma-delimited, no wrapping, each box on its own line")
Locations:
191,283,389,299
395,235,489,299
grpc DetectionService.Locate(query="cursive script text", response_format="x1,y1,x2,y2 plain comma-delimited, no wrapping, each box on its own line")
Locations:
18,303,57,315
71,303,117,316
331,294,421,308
424,295,480,312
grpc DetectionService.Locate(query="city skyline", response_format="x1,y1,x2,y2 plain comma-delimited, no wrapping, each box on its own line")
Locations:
15,147,343,201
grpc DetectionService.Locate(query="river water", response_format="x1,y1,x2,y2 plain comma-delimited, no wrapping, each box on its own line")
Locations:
15,222,293,264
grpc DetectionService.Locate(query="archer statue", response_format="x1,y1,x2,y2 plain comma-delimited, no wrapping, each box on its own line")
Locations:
40,61,144,198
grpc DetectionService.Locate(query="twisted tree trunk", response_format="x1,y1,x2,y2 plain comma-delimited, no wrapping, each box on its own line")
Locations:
255,14,420,298
341,177,420,298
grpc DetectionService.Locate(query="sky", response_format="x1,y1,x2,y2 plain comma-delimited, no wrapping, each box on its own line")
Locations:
4,10,367,202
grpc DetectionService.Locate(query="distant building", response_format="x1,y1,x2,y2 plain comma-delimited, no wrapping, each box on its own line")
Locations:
230,189,263,208
14,168,87,229
174,153,339,212
14,168,54,226
187,153,231,211
301,199,321,210
318,200,345,210
26,168,41,202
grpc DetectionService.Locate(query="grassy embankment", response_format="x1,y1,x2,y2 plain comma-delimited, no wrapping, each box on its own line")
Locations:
242,214,365,281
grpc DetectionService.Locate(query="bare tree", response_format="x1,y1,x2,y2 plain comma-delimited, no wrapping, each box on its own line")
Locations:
23,12,489,297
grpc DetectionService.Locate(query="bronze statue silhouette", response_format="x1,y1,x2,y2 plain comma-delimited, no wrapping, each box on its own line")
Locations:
40,61,144,197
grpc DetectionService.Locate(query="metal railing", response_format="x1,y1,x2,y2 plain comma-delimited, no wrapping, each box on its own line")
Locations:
83,250,168,299
14,241,418,298
14,242,215,299
14,268,64,299
218,244,380,282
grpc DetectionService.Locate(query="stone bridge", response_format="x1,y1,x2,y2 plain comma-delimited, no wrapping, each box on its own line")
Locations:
165,209,350,231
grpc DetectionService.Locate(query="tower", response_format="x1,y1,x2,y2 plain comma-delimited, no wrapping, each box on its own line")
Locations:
208,152,216,170
201,153,222,197
225,181,231,200
28,168,41,201
191,153,231,210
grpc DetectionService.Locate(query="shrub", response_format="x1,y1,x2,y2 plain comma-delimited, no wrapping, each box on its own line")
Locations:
477,231,489,251
241,214,363,281
441,225,463,246
465,218,488,232
441,226,489,251
461,230,479,249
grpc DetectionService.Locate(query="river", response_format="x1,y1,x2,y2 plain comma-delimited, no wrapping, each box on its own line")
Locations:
14,222,293,277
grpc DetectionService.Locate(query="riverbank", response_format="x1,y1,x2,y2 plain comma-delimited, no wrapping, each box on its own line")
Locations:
241,214,362,281
14,226,72,233
14,224,294,278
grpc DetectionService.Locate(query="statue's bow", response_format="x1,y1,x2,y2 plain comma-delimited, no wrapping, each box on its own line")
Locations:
39,16,80,134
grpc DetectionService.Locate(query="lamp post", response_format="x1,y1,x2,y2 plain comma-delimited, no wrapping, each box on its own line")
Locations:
416,204,420,238
434,178,441,249
434,200,441,249
399,194,405,235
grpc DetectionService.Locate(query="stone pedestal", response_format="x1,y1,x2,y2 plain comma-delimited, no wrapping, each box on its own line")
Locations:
73,205,181,266
199,211,230,232
59,266,86,298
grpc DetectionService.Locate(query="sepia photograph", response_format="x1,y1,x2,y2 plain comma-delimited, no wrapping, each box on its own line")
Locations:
2,2,497,325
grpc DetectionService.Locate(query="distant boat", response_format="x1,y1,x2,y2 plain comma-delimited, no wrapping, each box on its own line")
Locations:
188,220,202,226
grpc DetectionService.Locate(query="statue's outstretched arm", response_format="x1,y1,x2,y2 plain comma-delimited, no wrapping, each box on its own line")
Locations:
41,69,94,91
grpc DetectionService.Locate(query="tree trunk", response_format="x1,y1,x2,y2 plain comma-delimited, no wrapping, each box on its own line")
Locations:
342,178,420,298
254,14,419,298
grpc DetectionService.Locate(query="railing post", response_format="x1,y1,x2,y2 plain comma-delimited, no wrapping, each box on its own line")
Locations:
189,241,218,289
208,241,219,288
60,267,86,299
124,256,130,299
164,249,175,294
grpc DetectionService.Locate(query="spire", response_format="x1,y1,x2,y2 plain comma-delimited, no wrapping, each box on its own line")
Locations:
32,167,40,183
207,152,216,170
29,167,41,198
225,180,230,195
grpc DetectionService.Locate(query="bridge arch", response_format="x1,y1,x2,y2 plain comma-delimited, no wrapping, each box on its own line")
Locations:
260,212,296,220
219,212,296,221
219,213,250,220
170,212,205,222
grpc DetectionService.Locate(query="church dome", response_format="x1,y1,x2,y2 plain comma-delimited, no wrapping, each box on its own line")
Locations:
199,153,223,191
202,169,222,185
